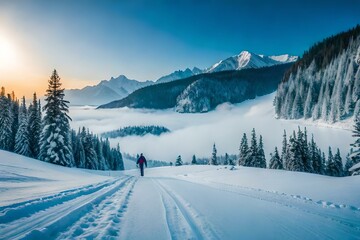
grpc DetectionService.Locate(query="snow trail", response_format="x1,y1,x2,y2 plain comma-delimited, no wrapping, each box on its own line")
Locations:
155,179,220,240
0,176,132,239
0,179,117,224
56,177,136,239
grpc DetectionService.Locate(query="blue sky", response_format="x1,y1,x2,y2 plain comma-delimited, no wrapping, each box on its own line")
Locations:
0,0,360,95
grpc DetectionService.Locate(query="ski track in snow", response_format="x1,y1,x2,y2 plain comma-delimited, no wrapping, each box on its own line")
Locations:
57,177,136,239
154,179,220,240
0,176,135,240
0,179,118,224
177,176,360,234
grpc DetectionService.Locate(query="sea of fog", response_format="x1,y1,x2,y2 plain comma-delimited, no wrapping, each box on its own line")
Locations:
69,93,354,163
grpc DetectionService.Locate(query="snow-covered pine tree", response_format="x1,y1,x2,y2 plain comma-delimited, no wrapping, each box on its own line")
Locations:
175,155,183,166
350,113,360,169
318,148,325,175
14,97,31,157
81,127,98,170
344,149,354,176
326,147,337,176
10,95,19,151
303,81,315,119
333,148,343,177
0,87,13,151
287,131,304,172
321,152,327,174
113,144,124,170
239,133,249,166
95,136,107,170
28,93,42,158
102,138,111,168
249,128,258,167
281,130,288,169
39,70,74,167
191,155,197,165
269,147,282,169
211,143,218,165
299,128,312,173
309,135,323,174
257,135,266,168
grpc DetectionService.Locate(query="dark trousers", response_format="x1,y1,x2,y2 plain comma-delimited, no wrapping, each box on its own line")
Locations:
140,164,144,176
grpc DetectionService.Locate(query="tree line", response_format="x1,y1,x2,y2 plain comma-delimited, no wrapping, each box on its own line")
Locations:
0,70,124,170
182,127,359,177
102,125,170,138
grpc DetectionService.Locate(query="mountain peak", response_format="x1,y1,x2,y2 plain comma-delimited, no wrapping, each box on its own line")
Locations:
207,51,297,73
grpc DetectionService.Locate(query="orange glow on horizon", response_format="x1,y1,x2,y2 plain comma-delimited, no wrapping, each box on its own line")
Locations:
1,75,97,100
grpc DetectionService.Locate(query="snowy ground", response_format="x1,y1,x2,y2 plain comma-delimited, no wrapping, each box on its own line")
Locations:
1,150,359,239
69,93,354,163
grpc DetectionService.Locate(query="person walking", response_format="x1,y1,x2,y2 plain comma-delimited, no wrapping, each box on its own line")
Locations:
137,153,147,176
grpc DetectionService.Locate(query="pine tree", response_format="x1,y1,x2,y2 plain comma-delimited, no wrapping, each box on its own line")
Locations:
333,148,343,177
28,93,42,158
310,135,323,174
326,147,337,176
344,149,354,176
175,155,183,166
211,143,218,165
82,128,98,170
269,147,283,169
39,70,74,166
239,133,249,166
191,155,197,165
228,155,235,166
350,113,360,169
113,144,124,170
249,128,258,167
224,153,229,165
14,97,31,157
257,135,266,168
287,131,304,172
321,152,327,174
0,87,13,151
299,128,312,172
95,137,107,170
10,97,19,151
281,130,288,169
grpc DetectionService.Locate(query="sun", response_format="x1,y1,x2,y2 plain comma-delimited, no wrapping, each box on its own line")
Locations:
0,32,18,71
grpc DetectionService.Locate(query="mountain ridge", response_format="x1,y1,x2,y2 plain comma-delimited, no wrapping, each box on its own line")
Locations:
65,51,297,106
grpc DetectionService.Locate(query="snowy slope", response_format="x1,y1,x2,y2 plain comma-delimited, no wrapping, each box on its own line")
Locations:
1,151,359,239
207,51,298,72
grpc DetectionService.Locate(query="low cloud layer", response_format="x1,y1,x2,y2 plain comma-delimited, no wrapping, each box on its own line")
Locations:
69,94,353,163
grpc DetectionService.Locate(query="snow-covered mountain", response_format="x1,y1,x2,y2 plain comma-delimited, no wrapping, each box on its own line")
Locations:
207,51,298,73
65,75,153,106
156,67,203,84
65,51,296,106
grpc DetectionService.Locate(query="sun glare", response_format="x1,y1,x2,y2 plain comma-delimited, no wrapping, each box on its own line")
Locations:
0,32,18,71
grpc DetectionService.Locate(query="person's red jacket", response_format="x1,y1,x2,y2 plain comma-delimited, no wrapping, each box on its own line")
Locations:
137,156,147,167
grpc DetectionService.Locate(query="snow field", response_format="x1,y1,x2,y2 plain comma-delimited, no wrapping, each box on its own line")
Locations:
1,151,360,239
